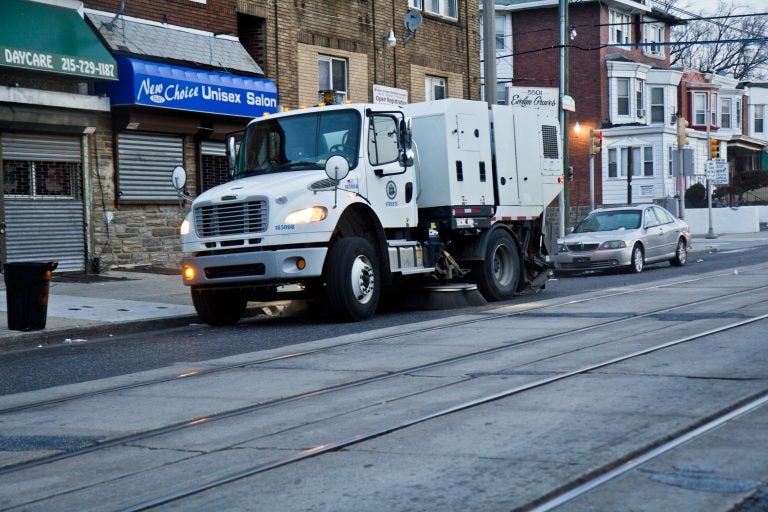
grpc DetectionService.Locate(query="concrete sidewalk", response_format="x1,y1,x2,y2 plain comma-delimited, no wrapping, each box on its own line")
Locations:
1,231,766,352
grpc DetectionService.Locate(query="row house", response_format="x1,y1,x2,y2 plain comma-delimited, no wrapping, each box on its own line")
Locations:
1,0,480,272
495,0,768,219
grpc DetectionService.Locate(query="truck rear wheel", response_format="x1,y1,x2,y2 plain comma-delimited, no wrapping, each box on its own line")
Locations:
473,230,521,301
191,287,247,326
326,237,380,321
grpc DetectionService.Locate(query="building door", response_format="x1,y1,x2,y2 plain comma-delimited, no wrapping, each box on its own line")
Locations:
1,133,86,272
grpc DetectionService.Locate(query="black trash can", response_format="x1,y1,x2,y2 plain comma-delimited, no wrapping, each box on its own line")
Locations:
3,261,58,331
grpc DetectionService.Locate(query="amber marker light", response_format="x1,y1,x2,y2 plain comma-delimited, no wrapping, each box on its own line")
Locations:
296,258,306,270
183,266,195,281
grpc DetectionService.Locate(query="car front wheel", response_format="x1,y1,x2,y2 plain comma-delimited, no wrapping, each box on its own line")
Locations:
629,244,644,273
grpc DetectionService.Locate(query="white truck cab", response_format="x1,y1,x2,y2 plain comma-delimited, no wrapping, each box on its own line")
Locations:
176,99,562,325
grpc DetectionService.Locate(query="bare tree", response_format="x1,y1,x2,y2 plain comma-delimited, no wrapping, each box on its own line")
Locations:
668,1,768,80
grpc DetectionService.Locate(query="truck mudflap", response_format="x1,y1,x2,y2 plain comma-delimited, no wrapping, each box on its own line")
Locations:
181,247,327,287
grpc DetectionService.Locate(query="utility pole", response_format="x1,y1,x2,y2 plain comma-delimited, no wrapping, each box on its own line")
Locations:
676,114,688,220
558,0,569,237
483,0,497,106
627,146,633,204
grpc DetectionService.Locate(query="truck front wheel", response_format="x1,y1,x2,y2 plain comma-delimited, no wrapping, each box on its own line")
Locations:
326,237,381,321
191,287,247,326
473,230,521,301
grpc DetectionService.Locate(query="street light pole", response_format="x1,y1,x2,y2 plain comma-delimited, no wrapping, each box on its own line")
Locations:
558,0,569,237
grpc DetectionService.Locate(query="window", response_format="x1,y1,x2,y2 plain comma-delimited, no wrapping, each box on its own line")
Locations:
413,0,457,19
736,99,743,129
318,56,347,103
617,78,630,116
495,15,506,50
756,105,765,133
642,146,654,176
607,146,653,178
496,82,507,105
644,23,664,57
650,87,664,123
694,93,707,125
368,115,400,165
636,79,645,118
426,75,446,101
721,98,731,129
609,10,632,46
711,93,718,126
608,148,618,178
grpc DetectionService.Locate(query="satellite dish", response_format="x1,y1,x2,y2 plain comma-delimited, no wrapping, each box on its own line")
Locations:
404,10,422,32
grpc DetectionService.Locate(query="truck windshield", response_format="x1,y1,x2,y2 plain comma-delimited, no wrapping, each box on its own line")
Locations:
234,109,361,179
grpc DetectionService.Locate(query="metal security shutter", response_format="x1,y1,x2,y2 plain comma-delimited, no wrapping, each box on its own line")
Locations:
117,132,183,201
2,134,82,162
200,141,226,156
4,200,85,271
1,133,86,272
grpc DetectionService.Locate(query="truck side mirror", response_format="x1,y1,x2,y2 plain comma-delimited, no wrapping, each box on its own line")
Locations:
399,117,413,150
226,135,237,178
325,154,350,182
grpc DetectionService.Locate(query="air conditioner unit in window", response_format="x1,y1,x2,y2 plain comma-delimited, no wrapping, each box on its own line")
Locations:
637,109,646,118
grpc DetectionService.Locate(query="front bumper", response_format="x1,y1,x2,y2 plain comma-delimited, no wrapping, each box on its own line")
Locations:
182,247,328,286
551,247,633,271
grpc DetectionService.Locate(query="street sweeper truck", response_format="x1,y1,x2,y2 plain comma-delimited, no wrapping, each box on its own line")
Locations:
174,98,563,325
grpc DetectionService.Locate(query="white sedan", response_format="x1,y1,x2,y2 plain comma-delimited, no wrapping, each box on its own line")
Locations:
551,204,691,274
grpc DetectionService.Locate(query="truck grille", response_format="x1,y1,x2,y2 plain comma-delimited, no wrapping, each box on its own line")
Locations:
194,200,268,237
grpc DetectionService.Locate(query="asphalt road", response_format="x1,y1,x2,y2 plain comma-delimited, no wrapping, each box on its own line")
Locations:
1,243,766,396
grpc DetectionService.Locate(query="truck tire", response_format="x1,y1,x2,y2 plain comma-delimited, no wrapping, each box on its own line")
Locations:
473,229,521,301
326,237,380,321
191,287,247,326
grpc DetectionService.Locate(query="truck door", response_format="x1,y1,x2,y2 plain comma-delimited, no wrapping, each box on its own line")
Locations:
364,113,417,228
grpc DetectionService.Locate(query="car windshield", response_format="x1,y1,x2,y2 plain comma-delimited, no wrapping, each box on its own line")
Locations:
233,110,360,179
573,210,642,233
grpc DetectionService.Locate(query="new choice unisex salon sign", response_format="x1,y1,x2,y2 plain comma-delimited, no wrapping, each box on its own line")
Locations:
102,57,278,117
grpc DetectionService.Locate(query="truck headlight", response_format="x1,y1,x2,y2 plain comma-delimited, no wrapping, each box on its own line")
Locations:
284,206,328,224
180,219,191,235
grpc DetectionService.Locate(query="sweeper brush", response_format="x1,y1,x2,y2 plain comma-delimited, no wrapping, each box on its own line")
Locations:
401,283,487,311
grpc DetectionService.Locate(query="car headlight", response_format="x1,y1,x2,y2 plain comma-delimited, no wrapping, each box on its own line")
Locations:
284,206,328,225
180,219,191,235
557,243,568,253
598,240,627,250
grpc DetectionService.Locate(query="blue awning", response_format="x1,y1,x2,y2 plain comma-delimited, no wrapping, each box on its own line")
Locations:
97,57,277,118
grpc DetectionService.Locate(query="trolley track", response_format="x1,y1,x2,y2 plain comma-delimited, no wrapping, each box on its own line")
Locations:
2,266,766,417
0,273,766,512
0,272,767,484
115,309,768,511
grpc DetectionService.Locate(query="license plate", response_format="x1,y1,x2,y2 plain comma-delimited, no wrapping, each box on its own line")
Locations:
573,257,590,264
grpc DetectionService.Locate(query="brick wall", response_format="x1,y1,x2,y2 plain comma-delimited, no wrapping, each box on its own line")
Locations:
511,3,673,208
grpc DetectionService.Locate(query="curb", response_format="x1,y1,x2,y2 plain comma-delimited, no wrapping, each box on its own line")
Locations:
0,314,201,354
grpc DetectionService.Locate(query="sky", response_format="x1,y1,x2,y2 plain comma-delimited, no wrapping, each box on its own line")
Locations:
678,0,767,14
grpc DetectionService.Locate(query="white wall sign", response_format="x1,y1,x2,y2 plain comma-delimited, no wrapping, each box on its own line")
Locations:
505,86,559,114
373,84,408,106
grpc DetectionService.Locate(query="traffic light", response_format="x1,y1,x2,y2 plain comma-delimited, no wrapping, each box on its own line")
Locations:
676,116,689,146
567,165,574,181
589,128,602,155
710,139,720,159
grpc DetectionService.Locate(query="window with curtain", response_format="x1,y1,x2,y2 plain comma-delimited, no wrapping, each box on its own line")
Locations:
650,87,664,123
617,78,630,116
694,93,706,125
318,55,348,103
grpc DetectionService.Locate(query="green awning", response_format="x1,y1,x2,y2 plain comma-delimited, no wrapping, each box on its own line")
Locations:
0,0,117,80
